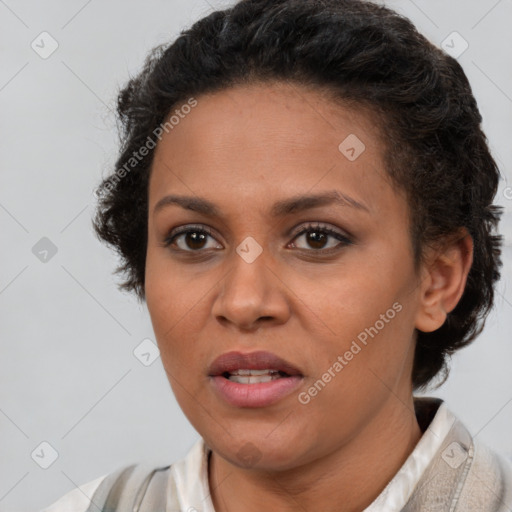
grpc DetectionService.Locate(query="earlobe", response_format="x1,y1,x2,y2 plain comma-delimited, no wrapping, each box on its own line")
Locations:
414,230,474,333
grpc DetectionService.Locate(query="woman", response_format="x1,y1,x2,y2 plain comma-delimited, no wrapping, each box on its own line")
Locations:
41,0,512,510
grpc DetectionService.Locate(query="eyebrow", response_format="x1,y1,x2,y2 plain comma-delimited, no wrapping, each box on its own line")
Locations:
153,190,370,218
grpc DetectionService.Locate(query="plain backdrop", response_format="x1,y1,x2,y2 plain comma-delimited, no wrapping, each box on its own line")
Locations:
1,0,511,510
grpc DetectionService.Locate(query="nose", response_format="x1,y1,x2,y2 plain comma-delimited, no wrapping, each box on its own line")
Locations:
211,246,291,332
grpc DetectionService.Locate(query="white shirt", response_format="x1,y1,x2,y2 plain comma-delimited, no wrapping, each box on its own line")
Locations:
40,399,457,512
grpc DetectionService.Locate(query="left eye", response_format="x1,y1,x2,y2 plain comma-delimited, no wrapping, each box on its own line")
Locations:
289,223,352,251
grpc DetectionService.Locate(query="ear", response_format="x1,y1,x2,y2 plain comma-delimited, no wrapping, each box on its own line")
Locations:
415,229,474,333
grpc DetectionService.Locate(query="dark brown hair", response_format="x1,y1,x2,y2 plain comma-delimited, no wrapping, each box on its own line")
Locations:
92,0,503,391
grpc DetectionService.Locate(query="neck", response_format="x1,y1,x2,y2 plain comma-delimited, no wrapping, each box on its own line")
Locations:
208,394,423,512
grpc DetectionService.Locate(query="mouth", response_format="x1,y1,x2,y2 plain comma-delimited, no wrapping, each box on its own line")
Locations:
208,350,304,408
208,350,303,378
220,369,291,384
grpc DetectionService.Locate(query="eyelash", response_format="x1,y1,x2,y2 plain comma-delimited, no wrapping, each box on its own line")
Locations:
161,222,353,255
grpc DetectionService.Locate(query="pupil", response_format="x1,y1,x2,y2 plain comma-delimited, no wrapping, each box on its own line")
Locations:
186,232,207,249
308,231,327,249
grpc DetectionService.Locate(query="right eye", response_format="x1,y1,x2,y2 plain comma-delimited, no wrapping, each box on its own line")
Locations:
162,224,223,252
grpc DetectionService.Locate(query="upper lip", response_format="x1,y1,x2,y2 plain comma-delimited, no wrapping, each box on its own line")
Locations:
208,350,303,377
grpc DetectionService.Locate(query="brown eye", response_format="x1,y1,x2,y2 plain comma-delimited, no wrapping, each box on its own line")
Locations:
181,231,208,250
290,223,352,252
163,225,222,252
304,230,329,249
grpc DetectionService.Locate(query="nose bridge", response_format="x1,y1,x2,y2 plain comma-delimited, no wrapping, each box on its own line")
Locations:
212,235,289,328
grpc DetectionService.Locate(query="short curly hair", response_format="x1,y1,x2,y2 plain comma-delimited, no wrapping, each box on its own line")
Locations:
92,0,503,391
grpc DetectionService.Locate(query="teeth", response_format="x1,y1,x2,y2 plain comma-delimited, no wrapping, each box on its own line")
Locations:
230,369,280,376
228,373,282,384
222,369,289,383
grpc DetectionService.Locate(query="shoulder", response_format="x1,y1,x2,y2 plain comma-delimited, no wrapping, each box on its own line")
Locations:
457,438,512,511
39,473,108,512
406,397,512,511
438,400,512,511
38,464,161,512
38,439,209,512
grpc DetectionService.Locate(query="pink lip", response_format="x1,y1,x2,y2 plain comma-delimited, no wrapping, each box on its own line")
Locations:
208,350,303,377
207,350,304,408
210,374,303,408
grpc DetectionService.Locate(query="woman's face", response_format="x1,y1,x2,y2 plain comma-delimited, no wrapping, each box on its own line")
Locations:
145,81,425,470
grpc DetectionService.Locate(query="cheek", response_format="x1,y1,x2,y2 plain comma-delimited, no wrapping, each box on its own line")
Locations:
304,263,415,381
308,266,397,336
145,249,199,331
145,257,214,379
145,256,189,366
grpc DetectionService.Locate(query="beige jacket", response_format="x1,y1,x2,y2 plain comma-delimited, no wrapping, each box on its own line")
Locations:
41,396,512,511
402,397,512,511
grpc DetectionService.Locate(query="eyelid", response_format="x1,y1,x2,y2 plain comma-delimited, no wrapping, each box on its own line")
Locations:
168,223,215,238
289,222,351,240
161,223,219,248
162,221,353,253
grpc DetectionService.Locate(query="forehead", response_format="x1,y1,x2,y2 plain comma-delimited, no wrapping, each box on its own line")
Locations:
149,81,401,219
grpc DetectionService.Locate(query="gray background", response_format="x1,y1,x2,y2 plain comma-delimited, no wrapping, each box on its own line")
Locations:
1,1,511,511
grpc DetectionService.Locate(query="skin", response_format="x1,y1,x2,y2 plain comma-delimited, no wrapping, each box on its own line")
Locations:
145,81,473,512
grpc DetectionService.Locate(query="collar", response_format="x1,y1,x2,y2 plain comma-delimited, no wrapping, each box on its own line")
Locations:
170,396,454,512
364,396,454,510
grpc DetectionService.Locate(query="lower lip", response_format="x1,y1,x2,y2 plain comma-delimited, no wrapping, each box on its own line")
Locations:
209,375,304,408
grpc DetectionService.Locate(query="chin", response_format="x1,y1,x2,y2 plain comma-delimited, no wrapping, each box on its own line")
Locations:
208,434,309,472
